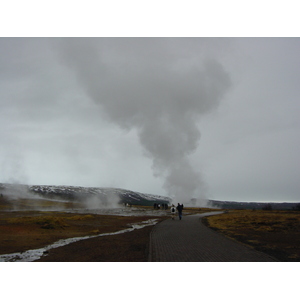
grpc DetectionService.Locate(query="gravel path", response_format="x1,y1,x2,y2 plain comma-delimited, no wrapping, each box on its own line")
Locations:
148,212,277,262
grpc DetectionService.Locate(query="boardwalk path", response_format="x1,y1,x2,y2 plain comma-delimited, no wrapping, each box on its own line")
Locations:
148,212,277,262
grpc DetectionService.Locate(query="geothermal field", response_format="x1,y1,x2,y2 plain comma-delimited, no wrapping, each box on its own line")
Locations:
0,183,172,262
1,183,300,262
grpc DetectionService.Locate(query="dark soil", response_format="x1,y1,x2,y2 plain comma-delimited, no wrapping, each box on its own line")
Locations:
37,225,154,262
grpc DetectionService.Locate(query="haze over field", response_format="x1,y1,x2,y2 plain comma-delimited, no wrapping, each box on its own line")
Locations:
1,38,299,202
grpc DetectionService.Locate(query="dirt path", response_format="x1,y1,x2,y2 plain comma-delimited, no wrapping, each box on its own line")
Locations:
149,212,277,262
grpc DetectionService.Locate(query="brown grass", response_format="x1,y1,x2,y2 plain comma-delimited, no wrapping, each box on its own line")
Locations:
183,207,222,214
203,209,300,262
0,210,167,260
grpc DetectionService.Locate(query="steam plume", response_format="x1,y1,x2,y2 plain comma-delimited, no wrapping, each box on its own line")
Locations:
58,38,231,203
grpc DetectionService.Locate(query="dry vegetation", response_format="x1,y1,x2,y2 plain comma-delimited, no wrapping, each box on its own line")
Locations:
203,209,300,262
4,193,299,262
0,210,167,260
0,198,218,261
183,207,221,214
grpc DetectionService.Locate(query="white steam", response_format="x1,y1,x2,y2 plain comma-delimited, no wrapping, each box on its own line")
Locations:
1,183,40,200
58,38,231,203
84,193,121,209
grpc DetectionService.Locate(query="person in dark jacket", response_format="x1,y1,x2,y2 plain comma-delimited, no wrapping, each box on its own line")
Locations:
176,203,184,220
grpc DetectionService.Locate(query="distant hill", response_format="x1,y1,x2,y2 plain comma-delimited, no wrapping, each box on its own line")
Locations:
0,183,171,207
208,199,300,210
1,183,299,210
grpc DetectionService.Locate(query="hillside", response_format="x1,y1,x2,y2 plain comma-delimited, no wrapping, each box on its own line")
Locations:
208,199,300,210
0,183,171,207
1,183,299,210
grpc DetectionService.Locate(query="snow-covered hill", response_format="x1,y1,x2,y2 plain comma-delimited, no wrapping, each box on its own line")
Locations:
0,183,171,206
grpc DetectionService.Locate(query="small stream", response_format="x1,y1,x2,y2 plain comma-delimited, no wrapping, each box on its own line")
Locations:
0,218,159,262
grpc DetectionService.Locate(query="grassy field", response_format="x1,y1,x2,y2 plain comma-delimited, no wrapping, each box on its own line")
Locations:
0,199,220,261
203,209,300,262
0,209,168,260
2,193,299,262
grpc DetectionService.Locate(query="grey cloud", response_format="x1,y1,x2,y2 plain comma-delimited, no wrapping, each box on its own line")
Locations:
1,37,299,203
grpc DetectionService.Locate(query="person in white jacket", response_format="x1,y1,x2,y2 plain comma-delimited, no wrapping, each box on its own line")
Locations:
170,204,176,220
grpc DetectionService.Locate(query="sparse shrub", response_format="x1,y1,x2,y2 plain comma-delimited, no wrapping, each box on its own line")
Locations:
36,217,67,229
67,214,94,221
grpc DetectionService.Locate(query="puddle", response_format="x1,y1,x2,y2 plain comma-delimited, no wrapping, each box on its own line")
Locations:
0,219,158,262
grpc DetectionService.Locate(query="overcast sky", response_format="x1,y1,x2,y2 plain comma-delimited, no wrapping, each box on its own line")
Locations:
0,37,299,202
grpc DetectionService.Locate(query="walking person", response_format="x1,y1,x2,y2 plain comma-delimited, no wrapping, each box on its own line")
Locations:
170,204,176,220
176,203,184,220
